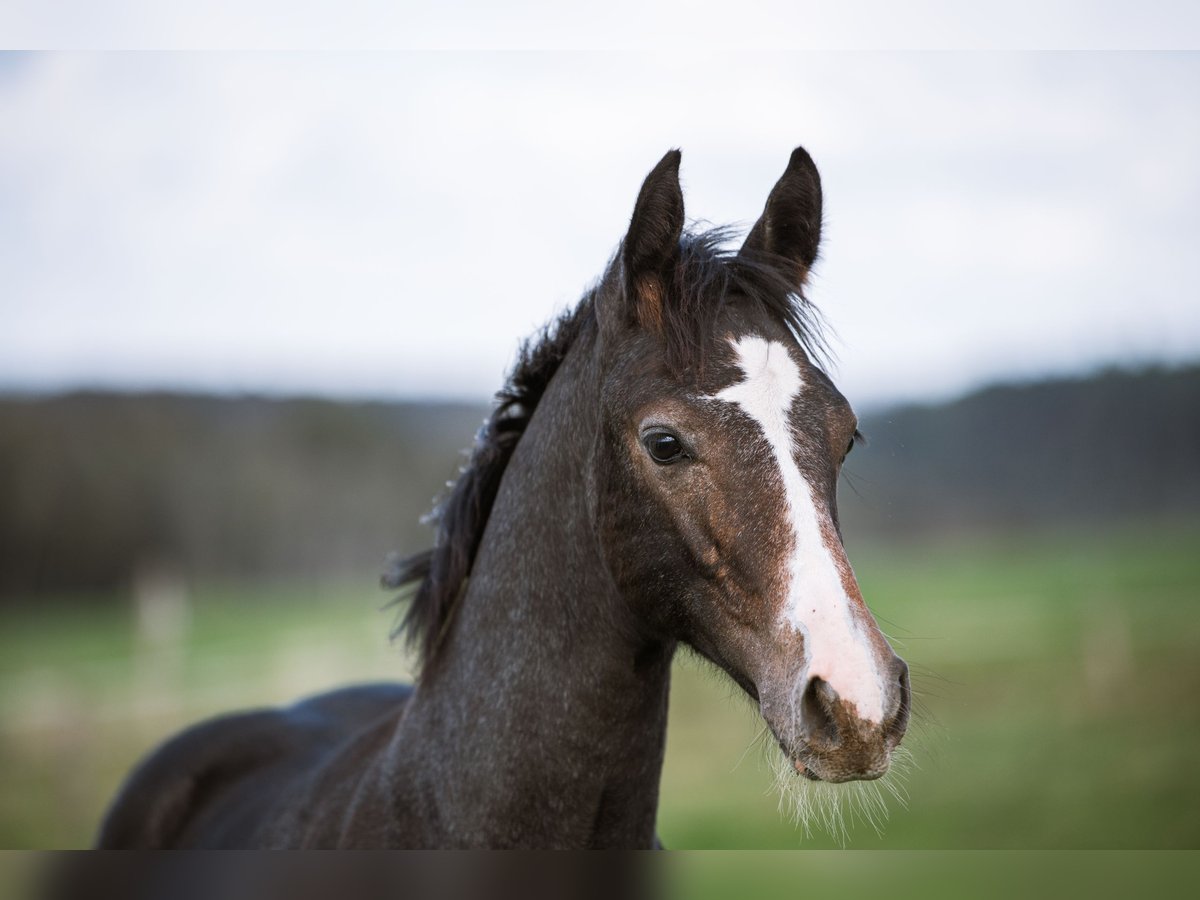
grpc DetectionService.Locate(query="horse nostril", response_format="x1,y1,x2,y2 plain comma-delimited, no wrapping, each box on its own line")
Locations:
799,676,841,748
885,658,912,742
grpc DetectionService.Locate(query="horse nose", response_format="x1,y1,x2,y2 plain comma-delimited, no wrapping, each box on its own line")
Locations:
799,676,843,748
884,657,912,747
799,656,911,752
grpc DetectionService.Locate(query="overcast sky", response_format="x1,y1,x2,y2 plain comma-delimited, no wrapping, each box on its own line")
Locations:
2,48,1198,407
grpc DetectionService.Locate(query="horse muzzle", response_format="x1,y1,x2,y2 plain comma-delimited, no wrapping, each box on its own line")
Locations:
765,655,911,783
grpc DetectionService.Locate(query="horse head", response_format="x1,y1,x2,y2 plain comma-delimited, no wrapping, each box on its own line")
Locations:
592,149,911,785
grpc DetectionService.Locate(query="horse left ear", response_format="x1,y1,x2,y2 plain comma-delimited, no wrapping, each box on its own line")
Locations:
611,149,685,334
739,147,823,288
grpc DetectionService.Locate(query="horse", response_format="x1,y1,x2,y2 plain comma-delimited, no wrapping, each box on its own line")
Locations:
96,147,911,849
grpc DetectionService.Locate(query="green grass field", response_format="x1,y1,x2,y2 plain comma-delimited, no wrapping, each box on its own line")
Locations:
2,523,1198,849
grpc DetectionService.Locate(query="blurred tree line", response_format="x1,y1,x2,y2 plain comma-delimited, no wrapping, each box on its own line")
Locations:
837,364,1200,537
0,394,484,599
1,365,1197,602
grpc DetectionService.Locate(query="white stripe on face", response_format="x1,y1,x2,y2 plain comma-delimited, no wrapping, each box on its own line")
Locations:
711,335,885,724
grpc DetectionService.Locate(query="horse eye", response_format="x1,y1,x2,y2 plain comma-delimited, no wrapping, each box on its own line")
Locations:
844,430,863,461
644,431,686,465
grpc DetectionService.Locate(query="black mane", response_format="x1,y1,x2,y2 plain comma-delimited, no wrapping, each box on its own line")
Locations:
383,297,594,669
385,227,828,677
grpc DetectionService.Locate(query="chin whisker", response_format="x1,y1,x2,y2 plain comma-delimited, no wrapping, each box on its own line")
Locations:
733,724,772,773
768,744,912,845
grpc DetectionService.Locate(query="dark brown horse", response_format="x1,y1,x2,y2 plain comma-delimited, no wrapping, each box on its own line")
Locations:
97,147,910,849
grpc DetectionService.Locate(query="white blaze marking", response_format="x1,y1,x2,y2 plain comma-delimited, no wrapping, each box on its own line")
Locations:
712,335,885,724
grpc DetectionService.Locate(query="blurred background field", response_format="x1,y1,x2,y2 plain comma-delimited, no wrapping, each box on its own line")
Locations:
2,370,1198,849
3,47,1200,852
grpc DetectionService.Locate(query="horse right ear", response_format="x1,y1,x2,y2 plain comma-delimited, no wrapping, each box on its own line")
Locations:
739,147,823,288
604,149,685,335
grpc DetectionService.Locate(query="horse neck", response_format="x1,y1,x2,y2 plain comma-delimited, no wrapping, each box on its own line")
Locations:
402,322,675,847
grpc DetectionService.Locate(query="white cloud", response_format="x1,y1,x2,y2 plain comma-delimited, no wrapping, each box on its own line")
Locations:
1,51,1198,405
4,2,1200,50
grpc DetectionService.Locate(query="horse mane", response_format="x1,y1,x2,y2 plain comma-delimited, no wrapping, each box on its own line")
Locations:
385,226,828,677
383,297,594,670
